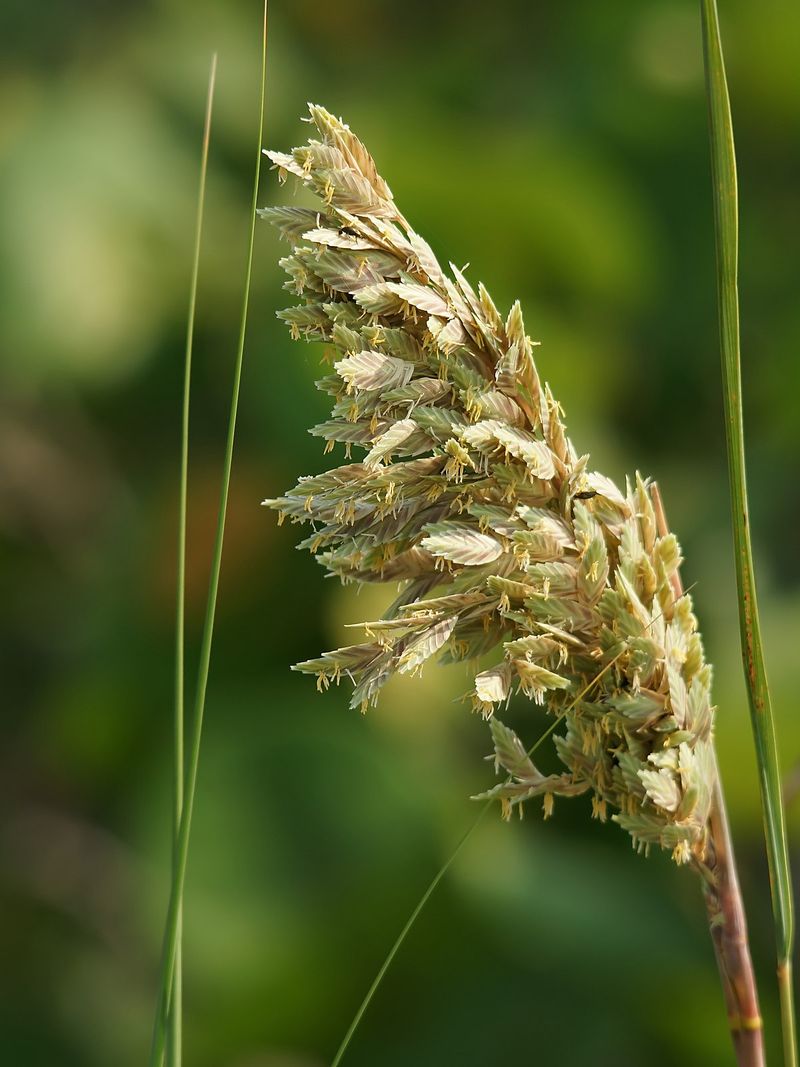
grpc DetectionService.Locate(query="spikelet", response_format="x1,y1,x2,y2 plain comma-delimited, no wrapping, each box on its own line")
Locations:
262,105,716,866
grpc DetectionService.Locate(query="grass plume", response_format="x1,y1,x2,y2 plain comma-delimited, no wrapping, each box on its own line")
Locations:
262,105,764,1063
265,106,716,863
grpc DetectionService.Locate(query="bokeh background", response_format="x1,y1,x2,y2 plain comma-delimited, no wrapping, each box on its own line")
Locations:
2,1,798,1064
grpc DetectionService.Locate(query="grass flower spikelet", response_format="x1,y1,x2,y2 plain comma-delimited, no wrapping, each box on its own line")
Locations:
262,105,717,867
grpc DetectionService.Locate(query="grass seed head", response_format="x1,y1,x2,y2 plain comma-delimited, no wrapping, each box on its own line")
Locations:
263,105,716,865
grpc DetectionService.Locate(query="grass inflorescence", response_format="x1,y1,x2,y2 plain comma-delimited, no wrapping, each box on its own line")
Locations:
261,103,765,1064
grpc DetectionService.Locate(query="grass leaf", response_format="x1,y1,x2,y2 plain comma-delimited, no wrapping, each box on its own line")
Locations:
167,50,218,1067
148,4,269,1064
700,3,797,1063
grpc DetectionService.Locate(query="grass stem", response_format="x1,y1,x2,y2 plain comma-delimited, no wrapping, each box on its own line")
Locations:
167,52,218,1067
329,574,692,1065
699,2,796,1063
149,5,268,1063
329,808,489,1067
657,480,764,1067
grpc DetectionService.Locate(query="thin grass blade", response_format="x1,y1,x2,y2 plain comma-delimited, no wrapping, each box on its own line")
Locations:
699,3,796,1063
148,5,269,1064
328,590,686,1065
329,808,489,1067
167,52,218,1067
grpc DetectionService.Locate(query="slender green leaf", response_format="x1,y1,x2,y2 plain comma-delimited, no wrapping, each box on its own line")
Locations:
329,809,489,1067
700,3,796,1063
328,589,686,1064
167,52,218,1067
148,5,269,1064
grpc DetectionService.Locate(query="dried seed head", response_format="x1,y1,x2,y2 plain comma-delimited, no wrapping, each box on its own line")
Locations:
262,106,716,865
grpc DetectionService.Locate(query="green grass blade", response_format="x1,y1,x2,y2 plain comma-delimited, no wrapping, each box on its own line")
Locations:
329,807,490,1067
699,3,796,1062
148,5,269,1064
328,589,684,1065
328,674,623,1067
167,52,218,1067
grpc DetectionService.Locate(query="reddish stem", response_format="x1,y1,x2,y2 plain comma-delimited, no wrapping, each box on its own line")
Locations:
702,771,765,1067
650,483,764,1066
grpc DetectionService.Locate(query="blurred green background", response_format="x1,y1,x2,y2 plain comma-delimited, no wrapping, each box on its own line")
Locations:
1,1,798,1064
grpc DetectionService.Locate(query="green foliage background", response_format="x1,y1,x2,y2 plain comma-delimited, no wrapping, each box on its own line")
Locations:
1,1,798,1064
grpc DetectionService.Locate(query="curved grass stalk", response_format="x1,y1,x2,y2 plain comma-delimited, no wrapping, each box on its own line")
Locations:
329,576,694,1066
330,569,763,1067
329,808,489,1067
148,5,269,1063
699,2,796,1063
168,52,218,1067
